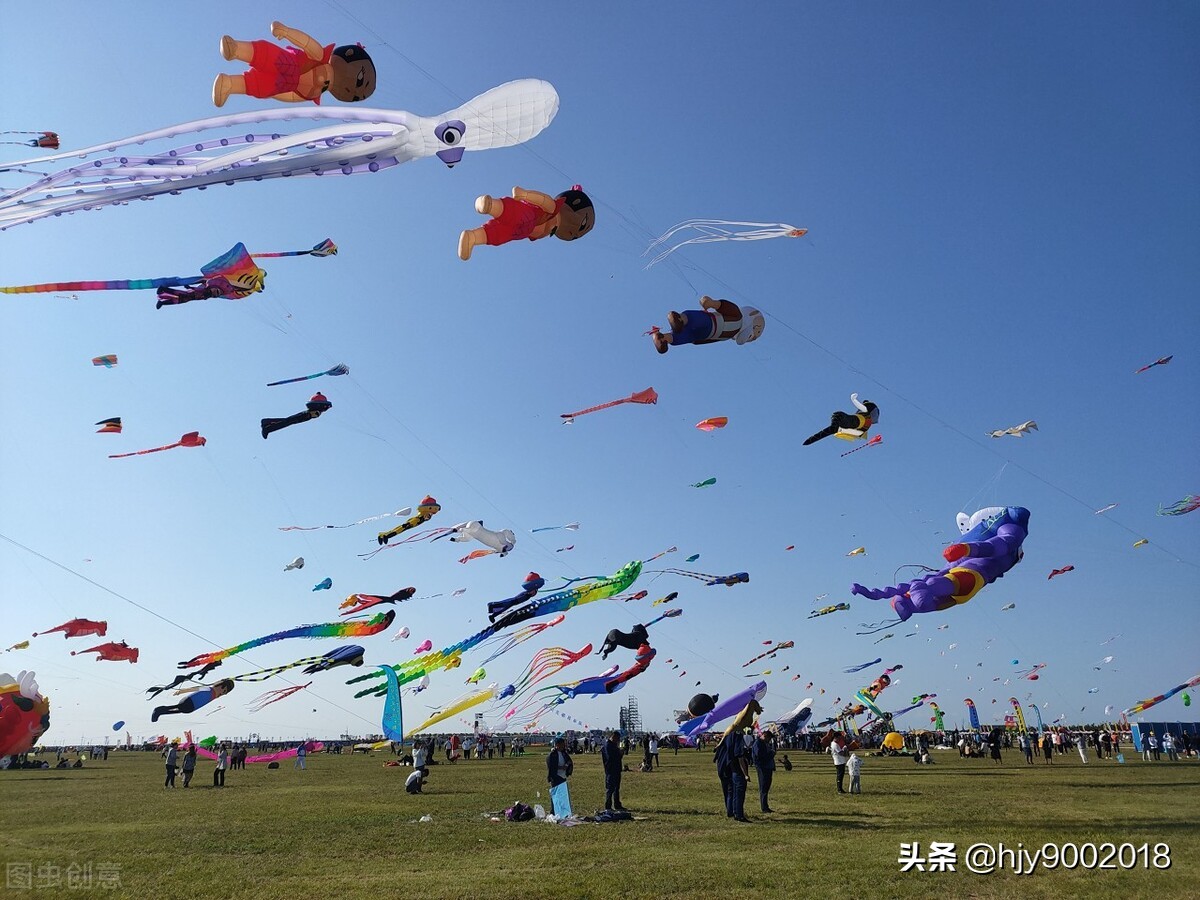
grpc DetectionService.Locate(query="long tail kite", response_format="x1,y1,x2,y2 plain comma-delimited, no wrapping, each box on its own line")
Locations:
247,682,311,713
653,568,749,587
478,614,566,666
1157,495,1199,517
178,611,394,670
841,434,882,457
531,522,580,533
1134,355,1172,374
742,640,794,668
267,362,350,387
1124,674,1200,715
561,388,657,423
1,131,58,149
251,239,337,259
643,219,807,268
279,506,411,532
109,431,205,458
347,561,642,698
406,685,497,737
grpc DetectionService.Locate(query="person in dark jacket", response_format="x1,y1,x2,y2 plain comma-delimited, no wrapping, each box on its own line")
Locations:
601,731,626,811
751,731,776,812
715,728,750,822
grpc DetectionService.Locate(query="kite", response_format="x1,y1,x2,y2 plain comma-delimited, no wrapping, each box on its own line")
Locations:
1048,565,1075,580
457,549,493,564
691,477,717,488
873,633,894,644
844,658,882,674
696,417,728,432
261,392,332,439
0,670,51,757
499,644,593,713
1,130,59,149
95,418,122,434
803,394,879,446
91,355,118,368
1093,656,1115,669
145,662,223,698
1132,539,1149,549
685,554,700,563
561,387,657,423
986,421,1038,439
964,698,981,730
654,568,748,587
651,592,680,607
280,506,413,532
33,618,107,639
775,699,814,736
1087,688,1100,694
1123,674,1200,715
339,587,416,617
196,740,322,764
1134,355,1173,374
1157,495,1200,517
928,702,944,730
677,692,719,723
846,547,867,557
1009,698,1028,732
247,682,312,713
348,561,643,698
852,506,1030,623
231,645,365,682
478,614,565,666
677,681,767,740
1016,664,1046,681
0,80,561,231
3,642,30,652
267,362,349,387
442,521,516,557
379,665,404,742
840,434,882,457
407,686,498,736
465,667,487,685
391,627,411,642
312,577,333,592
178,611,394,670
109,431,205,459
642,219,807,268
284,557,305,571
619,590,649,604
112,721,125,731
531,523,580,533
1185,693,1192,707
556,545,574,552
649,297,764,354
375,496,442,546
1094,504,1118,515
1001,603,1016,611
408,674,431,695
70,641,138,663
458,184,594,260
413,639,433,655
742,641,794,668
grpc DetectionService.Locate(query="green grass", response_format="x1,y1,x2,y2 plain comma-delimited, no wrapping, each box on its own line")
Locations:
2,747,1197,899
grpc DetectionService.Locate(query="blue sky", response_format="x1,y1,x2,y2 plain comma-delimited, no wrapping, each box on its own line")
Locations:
2,2,1197,744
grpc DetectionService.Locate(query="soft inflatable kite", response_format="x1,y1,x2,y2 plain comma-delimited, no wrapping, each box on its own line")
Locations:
1157,495,1200,517
478,613,565,666
151,680,233,721
681,692,718,722
928,701,944,730
1134,355,1173,374
556,545,574,552
649,297,764,354
643,219,807,268
112,721,125,731
1095,503,1119,515
339,587,416,617
178,610,394,670
267,361,349,387
391,626,411,642
775,698,813,736
1000,603,1016,611
846,547,867,557
280,506,411,532
655,567,748,587
964,698,981,730
803,394,879,446
312,577,332,592
348,561,642,698
561,387,658,423
145,662,222,698
651,592,680,608
443,520,516,557
212,22,376,107
459,185,594,260
0,80,559,231
1047,565,1074,580
3,641,29,652
284,556,305,571
696,417,728,432
247,682,311,713
70,641,138,663
488,573,546,623
843,658,882,674
232,645,365,682
91,355,118,368
1123,674,1200,715
852,506,1030,622
0,670,50,757
95,417,122,434
841,434,882,457
1,130,59,149
1132,539,1149,549
407,685,497,736
808,603,850,618
465,666,487,685
33,618,107,640
742,641,794,668
109,431,206,458
1016,663,1045,681
986,421,1038,439
691,477,718,489
413,639,433,655
261,392,332,439
375,496,442,546
678,681,767,740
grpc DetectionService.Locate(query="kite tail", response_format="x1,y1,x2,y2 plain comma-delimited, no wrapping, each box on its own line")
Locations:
0,275,200,295
179,611,393,669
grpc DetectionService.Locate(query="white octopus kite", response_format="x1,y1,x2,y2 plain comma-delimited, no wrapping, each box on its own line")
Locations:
986,421,1038,439
642,220,807,268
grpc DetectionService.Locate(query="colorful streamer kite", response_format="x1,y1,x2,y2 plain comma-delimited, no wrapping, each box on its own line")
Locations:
841,434,882,457
1134,355,1172,374
843,658,882,674
109,431,205,459
407,686,497,737
0,80,560,231
643,219,807,268
742,640,794,668
561,388,657,423
530,522,580,533
267,362,350,387
279,506,412,532
232,646,365,682
1,130,59,149
247,683,311,713
1124,674,1200,715
1157,495,1199,517
654,567,748,586
478,614,566,666
178,611,394,670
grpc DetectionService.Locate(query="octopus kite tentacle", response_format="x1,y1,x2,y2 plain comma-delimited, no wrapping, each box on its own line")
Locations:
179,611,393,670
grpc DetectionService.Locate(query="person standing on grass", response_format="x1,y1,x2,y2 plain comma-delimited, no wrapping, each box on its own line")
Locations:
649,734,660,769
751,729,776,812
164,741,179,789
1042,733,1054,764
295,742,307,770
601,731,625,811
830,733,849,793
1149,732,1160,761
546,736,574,815
1163,731,1177,762
214,743,229,787
847,752,862,794
181,745,197,787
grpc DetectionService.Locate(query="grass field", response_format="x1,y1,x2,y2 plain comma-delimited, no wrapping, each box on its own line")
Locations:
2,747,1197,899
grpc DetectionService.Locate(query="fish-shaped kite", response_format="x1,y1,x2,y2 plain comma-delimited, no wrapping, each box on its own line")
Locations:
109,431,205,458
1132,539,1149,549
561,387,658,423
846,547,867,557
1047,565,1075,580
339,587,416,617
91,354,118,368
696,417,728,432
1,130,59,149
808,603,849,618
692,477,717,488
33,618,108,639
311,578,333,592
1134,355,1172,374
986,421,1038,439
284,557,305,571
71,640,139,663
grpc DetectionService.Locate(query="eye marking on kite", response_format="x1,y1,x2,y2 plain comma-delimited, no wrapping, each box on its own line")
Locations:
435,120,466,146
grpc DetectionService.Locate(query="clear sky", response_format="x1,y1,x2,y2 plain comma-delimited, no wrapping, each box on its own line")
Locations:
2,2,1197,744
